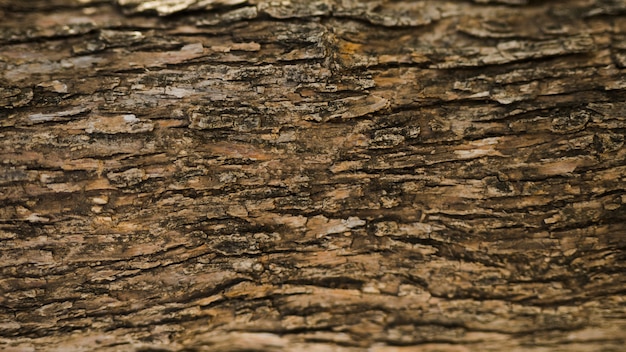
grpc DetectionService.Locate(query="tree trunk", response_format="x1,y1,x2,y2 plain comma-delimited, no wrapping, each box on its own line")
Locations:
1,0,625,351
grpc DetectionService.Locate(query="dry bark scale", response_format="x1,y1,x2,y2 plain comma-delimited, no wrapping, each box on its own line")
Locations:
1,0,626,351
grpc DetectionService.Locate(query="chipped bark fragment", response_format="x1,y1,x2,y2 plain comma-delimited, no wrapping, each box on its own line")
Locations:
1,0,626,351
116,0,247,16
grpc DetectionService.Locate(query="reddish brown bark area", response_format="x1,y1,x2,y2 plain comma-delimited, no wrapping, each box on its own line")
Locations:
1,0,625,351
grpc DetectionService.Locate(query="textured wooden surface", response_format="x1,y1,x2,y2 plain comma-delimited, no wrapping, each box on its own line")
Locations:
1,0,626,351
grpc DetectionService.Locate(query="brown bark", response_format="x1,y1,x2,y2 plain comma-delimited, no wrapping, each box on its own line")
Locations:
1,0,626,351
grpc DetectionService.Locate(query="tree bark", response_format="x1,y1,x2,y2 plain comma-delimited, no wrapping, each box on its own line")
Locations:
1,0,626,351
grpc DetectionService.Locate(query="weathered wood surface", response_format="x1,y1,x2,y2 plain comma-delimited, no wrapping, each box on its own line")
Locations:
1,0,626,351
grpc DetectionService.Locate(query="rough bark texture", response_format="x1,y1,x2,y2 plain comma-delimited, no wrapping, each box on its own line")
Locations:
1,0,626,351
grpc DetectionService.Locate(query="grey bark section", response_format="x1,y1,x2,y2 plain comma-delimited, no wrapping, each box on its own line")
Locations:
1,0,625,351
